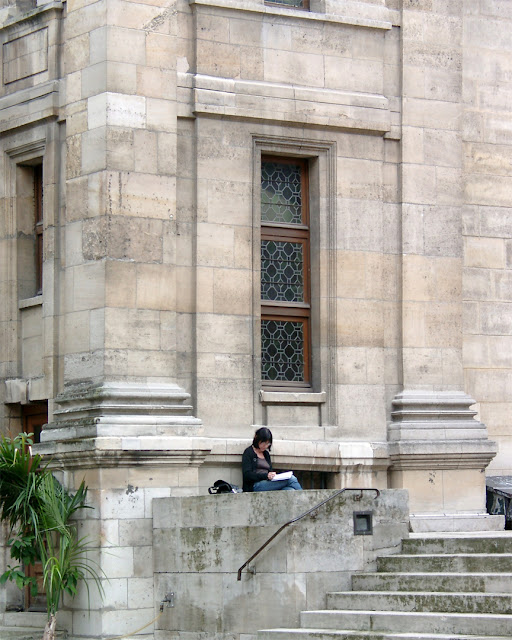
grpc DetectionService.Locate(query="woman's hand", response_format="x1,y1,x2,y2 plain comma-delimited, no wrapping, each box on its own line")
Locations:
267,472,276,480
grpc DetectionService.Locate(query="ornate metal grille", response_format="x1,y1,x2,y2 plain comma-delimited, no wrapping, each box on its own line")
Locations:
261,319,305,382
261,240,304,302
261,161,303,225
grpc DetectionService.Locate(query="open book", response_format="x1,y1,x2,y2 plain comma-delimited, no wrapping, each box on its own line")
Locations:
271,471,293,481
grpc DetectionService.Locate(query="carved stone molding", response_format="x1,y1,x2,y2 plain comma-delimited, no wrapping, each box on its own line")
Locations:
37,436,212,471
42,381,203,442
389,390,490,442
388,390,497,471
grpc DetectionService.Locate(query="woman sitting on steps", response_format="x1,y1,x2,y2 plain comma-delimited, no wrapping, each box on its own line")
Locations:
241,427,302,492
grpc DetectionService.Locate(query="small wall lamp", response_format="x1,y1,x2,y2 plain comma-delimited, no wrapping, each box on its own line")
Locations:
353,510,373,535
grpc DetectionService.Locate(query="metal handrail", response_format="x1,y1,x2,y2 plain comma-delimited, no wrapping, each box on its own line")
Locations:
237,487,380,580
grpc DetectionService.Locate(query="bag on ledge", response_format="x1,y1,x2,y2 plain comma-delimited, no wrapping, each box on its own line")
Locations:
208,479,243,494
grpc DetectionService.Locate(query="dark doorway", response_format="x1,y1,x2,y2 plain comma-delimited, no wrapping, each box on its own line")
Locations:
21,402,47,444
21,402,48,611
295,470,330,490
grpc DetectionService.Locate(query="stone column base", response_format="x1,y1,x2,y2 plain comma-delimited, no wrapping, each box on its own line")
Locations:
389,390,499,531
42,381,203,441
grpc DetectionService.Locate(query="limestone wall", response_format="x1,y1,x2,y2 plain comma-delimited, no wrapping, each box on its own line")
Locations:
1,2,512,632
462,2,512,475
153,489,409,640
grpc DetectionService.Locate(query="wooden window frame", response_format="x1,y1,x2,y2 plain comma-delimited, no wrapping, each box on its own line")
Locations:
261,156,311,389
34,164,43,296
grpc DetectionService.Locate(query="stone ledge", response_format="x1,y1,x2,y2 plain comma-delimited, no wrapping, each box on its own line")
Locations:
178,73,391,133
18,294,43,309
205,437,389,472
0,1,62,30
260,390,326,404
190,0,392,30
0,80,60,133
35,436,212,470
389,440,498,470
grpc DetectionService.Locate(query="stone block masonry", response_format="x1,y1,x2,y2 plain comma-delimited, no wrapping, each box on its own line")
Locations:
153,489,409,640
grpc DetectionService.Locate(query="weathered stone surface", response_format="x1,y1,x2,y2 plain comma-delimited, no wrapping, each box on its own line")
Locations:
1,0,512,637
154,490,408,637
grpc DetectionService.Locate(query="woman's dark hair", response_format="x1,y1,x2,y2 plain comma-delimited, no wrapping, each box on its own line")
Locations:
252,427,273,450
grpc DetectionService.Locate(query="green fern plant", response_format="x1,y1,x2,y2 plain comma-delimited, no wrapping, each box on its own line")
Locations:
0,433,104,640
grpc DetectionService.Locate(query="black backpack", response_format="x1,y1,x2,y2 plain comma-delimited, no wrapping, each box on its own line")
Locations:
208,479,243,494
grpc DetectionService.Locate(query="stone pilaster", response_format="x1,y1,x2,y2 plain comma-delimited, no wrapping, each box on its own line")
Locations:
390,1,497,530
40,1,204,635
60,0,184,400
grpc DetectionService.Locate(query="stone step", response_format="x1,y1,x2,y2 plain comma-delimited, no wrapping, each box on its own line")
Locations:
0,629,67,640
1,612,71,632
352,572,512,593
259,632,512,640
377,554,512,573
258,534,512,639
402,537,512,555
326,591,512,614
299,610,512,636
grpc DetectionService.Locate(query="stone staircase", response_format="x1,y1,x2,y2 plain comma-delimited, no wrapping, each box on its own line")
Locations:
258,532,512,640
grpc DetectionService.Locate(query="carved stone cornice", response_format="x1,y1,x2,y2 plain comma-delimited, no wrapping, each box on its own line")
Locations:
35,436,212,471
389,391,490,442
389,440,498,471
388,390,498,471
42,382,203,442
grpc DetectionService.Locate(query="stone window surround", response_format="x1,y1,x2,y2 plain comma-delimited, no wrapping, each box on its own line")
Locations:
253,136,337,425
3,131,54,406
5,138,46,302
11,145,46,303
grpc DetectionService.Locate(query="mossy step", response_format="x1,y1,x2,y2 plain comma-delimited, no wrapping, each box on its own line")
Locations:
352,572,512,593
299,610,512,636
402,538,512,555
326,591,512,614
0,629,67,640
377,553,512,573
259,631,512,640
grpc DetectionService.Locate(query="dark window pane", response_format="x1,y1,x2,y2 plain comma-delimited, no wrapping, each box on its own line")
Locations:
261,319,304,382
261,240,304,302
261,161,302,224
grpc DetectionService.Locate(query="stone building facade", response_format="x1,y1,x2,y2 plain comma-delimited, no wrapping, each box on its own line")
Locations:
0,0,511,634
